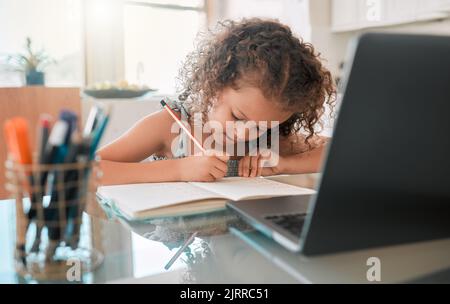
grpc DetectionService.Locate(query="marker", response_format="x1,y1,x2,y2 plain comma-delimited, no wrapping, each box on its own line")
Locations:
30,115,52,253
41,120,69,195
4,118,32,164
89,105,111,160
41,120,69,167
66,137,91,249
58,111,79,229
37,115,52,162
59,110,78,145
3,118,33,266
160,100,206,153
42,120,70,261
83,106,99,138
61,132,82,247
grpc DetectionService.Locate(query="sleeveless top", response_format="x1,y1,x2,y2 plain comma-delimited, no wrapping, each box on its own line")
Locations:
150,98,239,177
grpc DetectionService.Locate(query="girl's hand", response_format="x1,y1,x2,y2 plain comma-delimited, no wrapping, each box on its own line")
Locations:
238,150,285,177
176,151,229,182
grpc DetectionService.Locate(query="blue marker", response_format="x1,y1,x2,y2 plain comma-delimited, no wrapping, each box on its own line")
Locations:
89,106,110,160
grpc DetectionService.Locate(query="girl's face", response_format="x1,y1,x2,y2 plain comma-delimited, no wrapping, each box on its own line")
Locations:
208,86,293,143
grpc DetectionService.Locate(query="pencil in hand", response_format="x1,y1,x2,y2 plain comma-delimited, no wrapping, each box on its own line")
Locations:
160,100,206,154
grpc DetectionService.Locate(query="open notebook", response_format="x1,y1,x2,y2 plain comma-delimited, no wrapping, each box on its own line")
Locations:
97,177,316,220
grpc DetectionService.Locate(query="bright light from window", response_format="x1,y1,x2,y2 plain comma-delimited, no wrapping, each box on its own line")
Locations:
123,3,206,95
89,0,117,27
131,232,185,278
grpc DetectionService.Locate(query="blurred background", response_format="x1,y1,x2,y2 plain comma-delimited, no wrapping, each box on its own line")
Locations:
1,0,449,92
0,0,449,198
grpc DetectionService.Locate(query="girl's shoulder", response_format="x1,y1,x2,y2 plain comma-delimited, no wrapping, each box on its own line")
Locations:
140,97,189,130
131,101,181,141
161,97,191,120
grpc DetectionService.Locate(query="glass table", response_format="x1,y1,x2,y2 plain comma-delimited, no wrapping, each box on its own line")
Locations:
0,174,319,284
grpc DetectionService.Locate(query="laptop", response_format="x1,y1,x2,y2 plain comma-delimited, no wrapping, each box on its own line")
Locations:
227,33,450,256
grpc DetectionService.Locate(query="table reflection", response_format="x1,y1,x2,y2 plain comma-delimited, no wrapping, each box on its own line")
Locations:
2,174,319,283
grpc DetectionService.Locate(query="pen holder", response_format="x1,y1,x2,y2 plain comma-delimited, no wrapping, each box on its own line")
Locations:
4,160,104,282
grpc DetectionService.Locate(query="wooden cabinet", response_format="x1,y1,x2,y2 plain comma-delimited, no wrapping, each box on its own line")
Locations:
0,87,81,199
332,0,450,32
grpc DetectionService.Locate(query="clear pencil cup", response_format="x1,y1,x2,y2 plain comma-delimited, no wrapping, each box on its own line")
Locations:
4,159,104,282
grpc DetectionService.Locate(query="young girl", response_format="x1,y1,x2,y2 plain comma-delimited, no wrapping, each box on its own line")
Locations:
97,18,335,185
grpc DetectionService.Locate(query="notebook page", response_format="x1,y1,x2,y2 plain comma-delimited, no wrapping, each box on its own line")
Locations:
190,177,316,201
97,182,225,217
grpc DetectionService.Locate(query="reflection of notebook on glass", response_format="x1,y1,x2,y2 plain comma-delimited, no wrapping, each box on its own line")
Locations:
96,177,316,220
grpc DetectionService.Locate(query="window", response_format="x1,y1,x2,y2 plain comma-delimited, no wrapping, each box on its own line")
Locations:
123,0,207,95
0,0,84,87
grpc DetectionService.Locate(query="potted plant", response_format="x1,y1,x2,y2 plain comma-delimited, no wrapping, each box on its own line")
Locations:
6,37,56,86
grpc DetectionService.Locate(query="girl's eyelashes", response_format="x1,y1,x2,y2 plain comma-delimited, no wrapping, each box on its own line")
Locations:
231,112,260,131
231,112,243,121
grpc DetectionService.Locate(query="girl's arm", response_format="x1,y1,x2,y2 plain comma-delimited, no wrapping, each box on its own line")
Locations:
96,110,179,185
98,159,181,185
275,144,326,174
97,110,170,162
266,134,329,175
97,110,229,185
268,134,329,175
238,134,329,177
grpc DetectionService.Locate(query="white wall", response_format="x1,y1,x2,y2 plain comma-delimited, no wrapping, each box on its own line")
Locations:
358,16,450,35
0,0,84,87
309,0,450,135
308,0,353,77
318,1,450,81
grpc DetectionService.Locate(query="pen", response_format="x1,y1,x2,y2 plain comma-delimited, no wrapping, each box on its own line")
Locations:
42,120,69,195
41,120,69,170
30,115,52,253
164,231,198,270
160,100,206,154
89,105,110,160
62,132,82,247
66,137,91,249
83,106,99,138
43,119,70,261
37,115,52,162
60,110,78,141
58,110,79,214
65,105,109,249
57,110,78,162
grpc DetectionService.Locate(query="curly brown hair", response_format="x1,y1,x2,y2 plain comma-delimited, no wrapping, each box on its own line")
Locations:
178,18,336,142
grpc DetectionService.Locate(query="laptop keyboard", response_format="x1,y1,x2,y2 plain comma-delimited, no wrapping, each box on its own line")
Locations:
264,213,306,236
